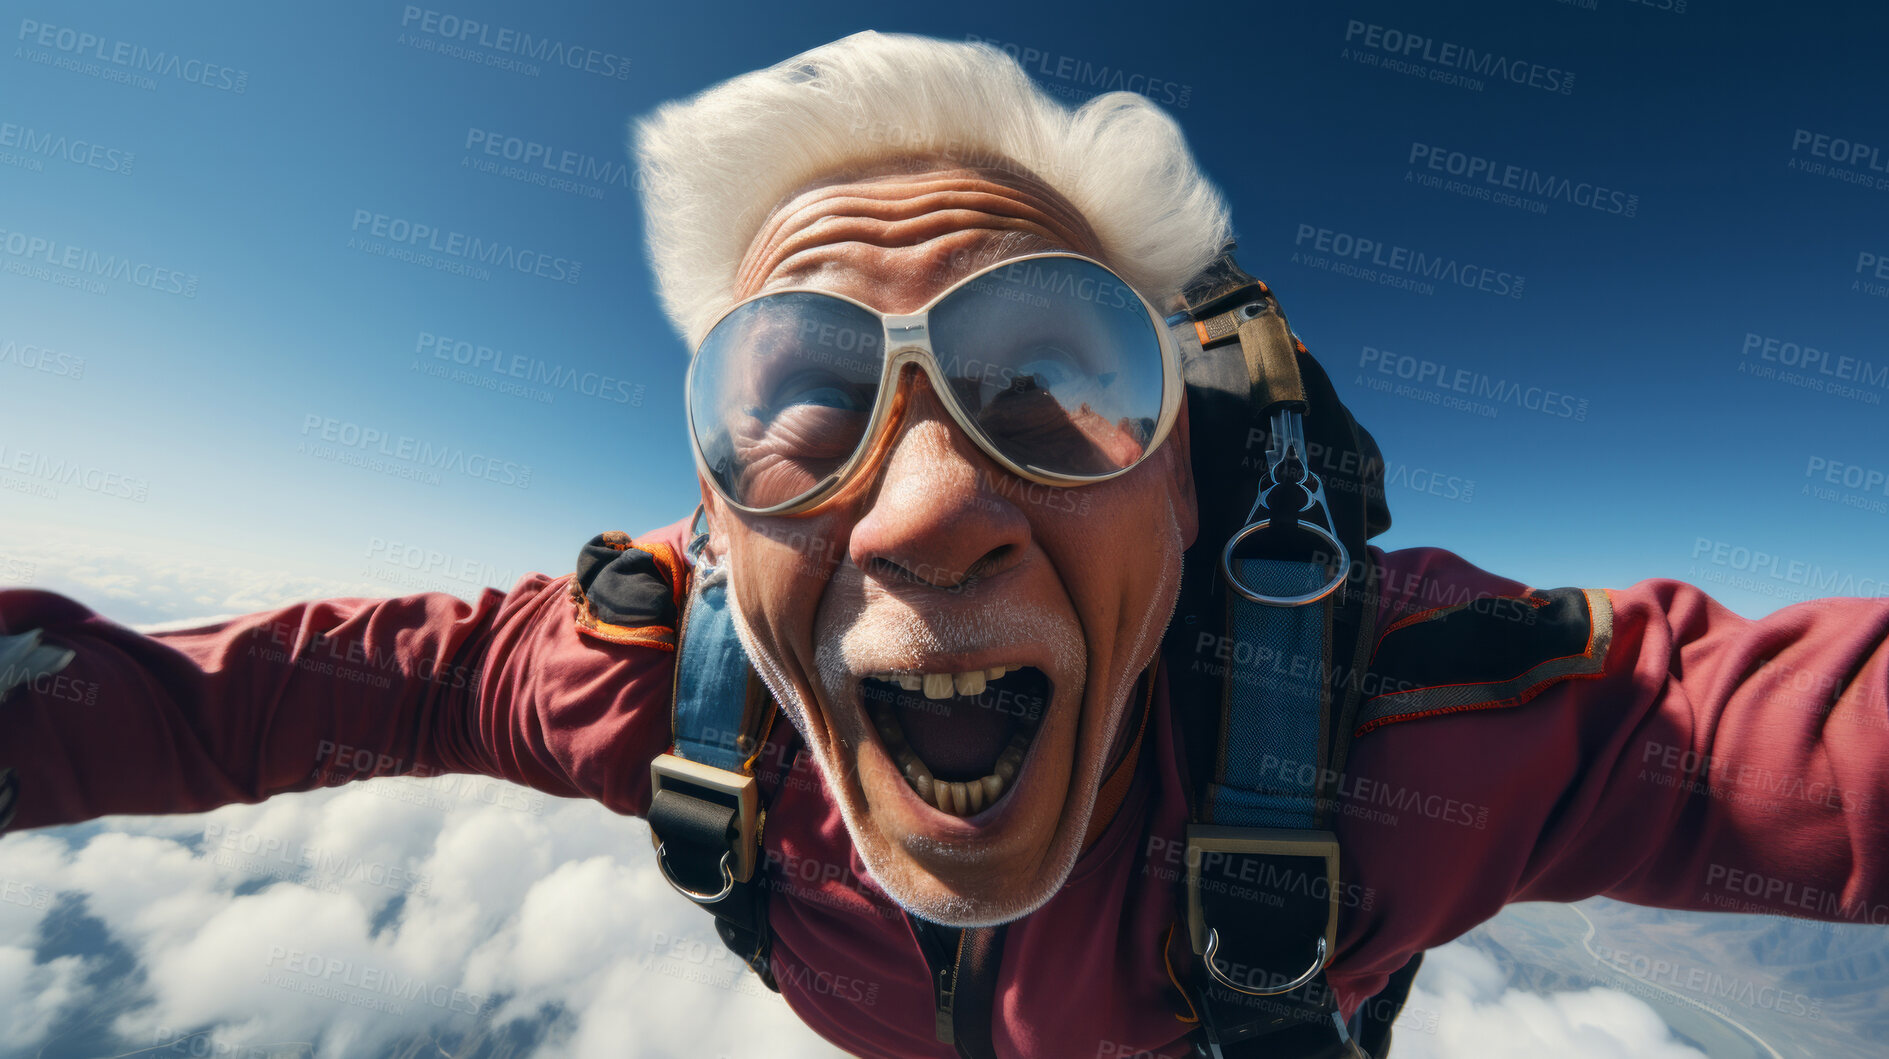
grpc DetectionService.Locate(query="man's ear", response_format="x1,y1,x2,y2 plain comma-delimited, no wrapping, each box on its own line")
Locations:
1167,393,1199,549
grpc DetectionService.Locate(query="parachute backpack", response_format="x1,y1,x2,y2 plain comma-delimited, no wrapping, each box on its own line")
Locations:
614,243,1415,1058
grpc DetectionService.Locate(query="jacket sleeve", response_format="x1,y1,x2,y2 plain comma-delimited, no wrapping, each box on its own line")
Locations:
0,523,689,833
1330,545,1889,1007
1519,574,1889,917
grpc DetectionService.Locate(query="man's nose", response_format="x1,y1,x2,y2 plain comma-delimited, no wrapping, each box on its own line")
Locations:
847,371,1029,589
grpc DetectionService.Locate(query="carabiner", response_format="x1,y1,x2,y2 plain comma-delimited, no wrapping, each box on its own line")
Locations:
1219,408,1348,607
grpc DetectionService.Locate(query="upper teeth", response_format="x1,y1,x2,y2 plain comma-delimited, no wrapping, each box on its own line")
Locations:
870,666,1015,699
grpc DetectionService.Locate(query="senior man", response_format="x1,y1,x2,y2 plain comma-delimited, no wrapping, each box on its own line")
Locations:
3,32,1887,1059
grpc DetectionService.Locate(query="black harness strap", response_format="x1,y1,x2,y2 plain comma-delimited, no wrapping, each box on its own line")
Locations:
697,723,802,989
593,520,794,990
1353,954,1424,1058
647,720,802,990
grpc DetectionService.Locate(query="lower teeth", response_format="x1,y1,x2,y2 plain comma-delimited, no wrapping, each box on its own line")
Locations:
870,694,1034,818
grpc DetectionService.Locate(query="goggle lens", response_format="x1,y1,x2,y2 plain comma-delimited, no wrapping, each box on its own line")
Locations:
691,293,884,510
688,256,1168,512
930,258,1164,479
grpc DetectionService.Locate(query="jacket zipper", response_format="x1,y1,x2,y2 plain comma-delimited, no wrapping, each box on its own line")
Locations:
933,929,965,1046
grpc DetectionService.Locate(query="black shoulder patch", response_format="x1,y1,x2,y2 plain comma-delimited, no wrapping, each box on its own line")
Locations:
1356,587,1612,736
570,531,686,649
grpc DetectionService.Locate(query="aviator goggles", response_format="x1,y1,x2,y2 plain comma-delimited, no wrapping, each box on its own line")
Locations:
687,252,1184,515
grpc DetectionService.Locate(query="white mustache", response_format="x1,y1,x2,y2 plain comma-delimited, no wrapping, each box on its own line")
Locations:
812,595,1086,700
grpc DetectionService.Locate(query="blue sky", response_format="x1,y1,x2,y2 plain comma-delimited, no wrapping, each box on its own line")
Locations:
2,0,1886,617
3,4,1887,1057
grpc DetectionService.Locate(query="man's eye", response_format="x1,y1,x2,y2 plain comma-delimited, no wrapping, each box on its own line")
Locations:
769,371,865,412
1010,348,1087,396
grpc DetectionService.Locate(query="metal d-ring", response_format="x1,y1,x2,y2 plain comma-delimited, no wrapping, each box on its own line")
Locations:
1218,406,1349,607
1220,518,1349,607
654,842,736,904
1203,928,1328,996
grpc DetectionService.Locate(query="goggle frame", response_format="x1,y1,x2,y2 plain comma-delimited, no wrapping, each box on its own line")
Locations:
686,251,1186,517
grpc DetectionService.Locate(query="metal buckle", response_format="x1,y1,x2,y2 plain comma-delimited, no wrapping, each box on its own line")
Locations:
1185,825,1340,997
657,844,736,904
1203,930,1325,995
1220,407,1348,608
650,753,761,892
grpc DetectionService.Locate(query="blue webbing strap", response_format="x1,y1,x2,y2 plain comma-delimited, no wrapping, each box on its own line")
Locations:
1208,558,1328,828
650,526,769,903
670,555,753,773
1177,253,1364,1055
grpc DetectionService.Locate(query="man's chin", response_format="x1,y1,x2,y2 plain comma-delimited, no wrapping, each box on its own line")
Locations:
831,700,1093,927
719,584,1104,925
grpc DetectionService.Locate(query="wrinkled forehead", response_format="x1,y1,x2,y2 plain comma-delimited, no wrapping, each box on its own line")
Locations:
732,160,1107,315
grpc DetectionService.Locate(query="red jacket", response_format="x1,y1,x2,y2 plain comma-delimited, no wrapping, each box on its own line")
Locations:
3,516,1886,1057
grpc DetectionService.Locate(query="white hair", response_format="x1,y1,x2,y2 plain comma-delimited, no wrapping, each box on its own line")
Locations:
632,30,1232,347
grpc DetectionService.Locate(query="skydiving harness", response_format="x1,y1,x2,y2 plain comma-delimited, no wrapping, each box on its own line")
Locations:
1161,249,1406,1059
629,244,1421,1058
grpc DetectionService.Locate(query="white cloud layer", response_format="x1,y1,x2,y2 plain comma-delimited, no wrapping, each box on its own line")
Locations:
1395,944,1708,1059
1,779,1735,1058
0,784,844,1058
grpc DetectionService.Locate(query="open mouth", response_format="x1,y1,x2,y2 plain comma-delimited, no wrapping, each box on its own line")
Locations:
861,665,1050,818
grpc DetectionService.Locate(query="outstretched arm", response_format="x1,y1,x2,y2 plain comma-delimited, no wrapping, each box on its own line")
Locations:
1527,576,1889,917
1328,546,1889,1008
0,521,690,832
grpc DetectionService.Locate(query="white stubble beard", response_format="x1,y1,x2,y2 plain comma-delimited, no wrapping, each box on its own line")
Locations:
721,495,1186,926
